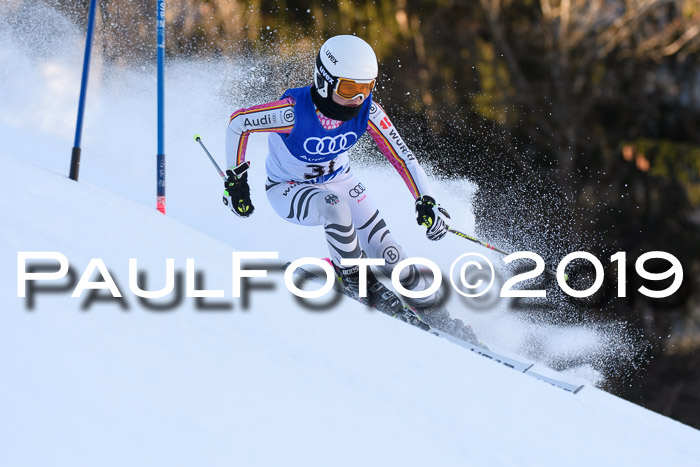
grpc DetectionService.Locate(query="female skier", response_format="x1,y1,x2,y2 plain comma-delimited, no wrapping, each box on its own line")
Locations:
223,35,476,343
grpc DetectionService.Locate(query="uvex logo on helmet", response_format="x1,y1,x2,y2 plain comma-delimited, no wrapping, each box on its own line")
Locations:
303,132,358,156
325,49,338,65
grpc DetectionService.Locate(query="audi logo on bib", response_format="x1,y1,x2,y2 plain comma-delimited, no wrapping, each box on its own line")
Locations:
303,132,358,156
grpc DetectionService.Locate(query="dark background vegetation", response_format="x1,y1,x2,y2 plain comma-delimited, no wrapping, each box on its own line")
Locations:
30,0,700,427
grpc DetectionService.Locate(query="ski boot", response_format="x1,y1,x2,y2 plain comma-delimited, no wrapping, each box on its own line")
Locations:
412,301,483,347
393,306,431,331
330,258,403,315
328,257,431,332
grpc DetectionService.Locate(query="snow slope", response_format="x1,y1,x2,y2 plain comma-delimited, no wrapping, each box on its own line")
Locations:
3,133,700,467
2,3,700,466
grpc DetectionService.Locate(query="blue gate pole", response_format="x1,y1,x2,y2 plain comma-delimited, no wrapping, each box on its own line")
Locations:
69,0,99,181
156,0,166,214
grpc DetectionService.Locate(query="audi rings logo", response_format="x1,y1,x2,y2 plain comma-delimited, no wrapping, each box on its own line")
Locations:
303,132,358,156
349,183,366,198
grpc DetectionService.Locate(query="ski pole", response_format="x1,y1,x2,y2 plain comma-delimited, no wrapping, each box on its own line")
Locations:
447,228,567,281
194,134,251,181
194,134,226,180
448,228,512,256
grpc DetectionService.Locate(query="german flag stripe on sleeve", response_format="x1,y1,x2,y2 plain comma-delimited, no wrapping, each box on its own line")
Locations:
229,100,292,122
367,120,420,198
228,98,296,165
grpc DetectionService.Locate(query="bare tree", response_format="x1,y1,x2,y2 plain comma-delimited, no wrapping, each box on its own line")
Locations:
478,0,700,196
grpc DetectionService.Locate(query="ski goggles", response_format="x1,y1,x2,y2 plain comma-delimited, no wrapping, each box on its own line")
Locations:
334,77,375,100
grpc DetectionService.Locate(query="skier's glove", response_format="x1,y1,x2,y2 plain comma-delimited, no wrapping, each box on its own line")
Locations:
415,195,450,241
223,162,254,217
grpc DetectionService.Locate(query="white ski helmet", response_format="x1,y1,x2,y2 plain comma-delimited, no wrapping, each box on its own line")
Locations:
311,35,378,120
314,35,378,99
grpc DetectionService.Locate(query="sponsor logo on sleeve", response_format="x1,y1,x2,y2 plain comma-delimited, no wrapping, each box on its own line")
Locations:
388,128,410,156
244,114,276,127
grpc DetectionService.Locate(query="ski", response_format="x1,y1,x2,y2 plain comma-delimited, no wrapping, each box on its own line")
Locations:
526,371,585,394
426,326,533,373
283,261,584,394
